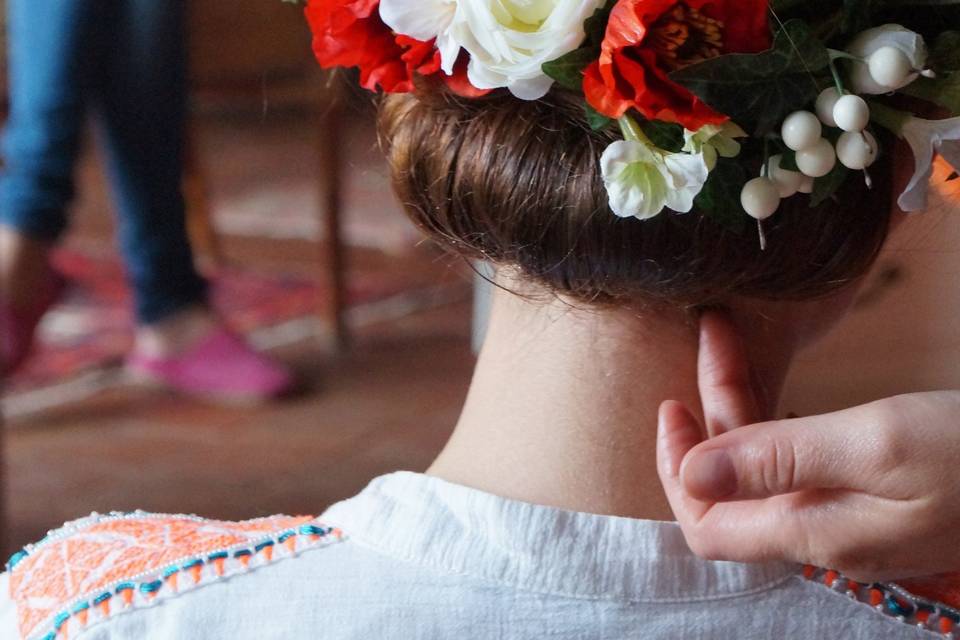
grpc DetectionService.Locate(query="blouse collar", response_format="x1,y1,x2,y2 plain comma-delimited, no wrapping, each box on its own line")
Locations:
322,471,797,603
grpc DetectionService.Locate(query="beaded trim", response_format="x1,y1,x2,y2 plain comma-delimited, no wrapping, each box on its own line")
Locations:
6,511,345,640
802,566,960,637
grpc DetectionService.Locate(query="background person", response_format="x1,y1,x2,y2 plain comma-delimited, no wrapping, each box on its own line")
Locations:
0,0,292,401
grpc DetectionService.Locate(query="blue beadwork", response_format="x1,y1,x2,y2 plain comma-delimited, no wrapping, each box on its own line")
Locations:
7,550,29,571
208,551,229,561
52,611,69,630
71,601,90,615
93,592,113,605
140,580,163,594
300,524,330,536
115,582,135,594
885,594,915,617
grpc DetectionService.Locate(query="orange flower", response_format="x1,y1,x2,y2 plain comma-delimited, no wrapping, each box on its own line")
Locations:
583,0,770,130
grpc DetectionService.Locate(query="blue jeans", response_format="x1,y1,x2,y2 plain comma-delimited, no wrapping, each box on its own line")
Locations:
0,0,207,324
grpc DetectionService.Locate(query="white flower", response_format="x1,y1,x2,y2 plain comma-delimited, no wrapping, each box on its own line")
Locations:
682,122,747,170
380,0,605,100
601,140,710,220
379,0,461,67
897,115,960,212
846,24,928,95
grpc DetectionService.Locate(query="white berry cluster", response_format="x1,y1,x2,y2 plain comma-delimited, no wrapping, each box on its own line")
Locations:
740,31,928,222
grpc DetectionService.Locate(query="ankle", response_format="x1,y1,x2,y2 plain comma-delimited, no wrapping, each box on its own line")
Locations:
0,225,53,309
134,305,219,359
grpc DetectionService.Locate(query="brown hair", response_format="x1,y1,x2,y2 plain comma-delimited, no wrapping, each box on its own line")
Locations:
378,88,893,306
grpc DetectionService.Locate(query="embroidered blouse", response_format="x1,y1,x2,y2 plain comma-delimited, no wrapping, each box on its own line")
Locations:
1,471,958,639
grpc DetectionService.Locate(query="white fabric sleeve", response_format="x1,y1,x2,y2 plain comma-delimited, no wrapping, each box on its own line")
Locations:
0,573,22,639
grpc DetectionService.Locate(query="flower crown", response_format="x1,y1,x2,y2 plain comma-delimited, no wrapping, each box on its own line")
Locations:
299,0,960,245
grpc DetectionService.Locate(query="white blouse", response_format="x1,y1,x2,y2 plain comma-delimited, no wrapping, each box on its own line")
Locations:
0,472,947,638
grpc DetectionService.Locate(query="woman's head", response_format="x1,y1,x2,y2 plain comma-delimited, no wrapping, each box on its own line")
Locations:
379,87,896,310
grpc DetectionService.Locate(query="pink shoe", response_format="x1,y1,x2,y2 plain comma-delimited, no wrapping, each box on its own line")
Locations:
0,272,66,377
126,328,295,403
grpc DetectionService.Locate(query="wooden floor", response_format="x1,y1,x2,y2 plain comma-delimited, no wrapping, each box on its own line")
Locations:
5,300,474,554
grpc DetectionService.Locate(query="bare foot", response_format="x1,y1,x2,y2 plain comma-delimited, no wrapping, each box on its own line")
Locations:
0,224,53,310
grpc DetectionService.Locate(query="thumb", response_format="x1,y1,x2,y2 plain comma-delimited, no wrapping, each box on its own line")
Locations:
680,405,894,501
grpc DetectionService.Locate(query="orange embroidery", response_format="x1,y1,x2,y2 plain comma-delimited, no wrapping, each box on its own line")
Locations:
8,513,322,640
803,566,960,635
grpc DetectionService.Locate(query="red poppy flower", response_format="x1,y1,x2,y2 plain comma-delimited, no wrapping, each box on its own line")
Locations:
306,0,411,93
583,0,771,130
305,0,486,97
397,36,490,98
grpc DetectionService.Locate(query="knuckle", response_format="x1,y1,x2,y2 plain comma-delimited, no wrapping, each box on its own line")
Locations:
869,413,912,474
757,436,798,495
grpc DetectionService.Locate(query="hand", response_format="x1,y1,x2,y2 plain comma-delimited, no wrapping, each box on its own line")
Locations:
656,311,960,582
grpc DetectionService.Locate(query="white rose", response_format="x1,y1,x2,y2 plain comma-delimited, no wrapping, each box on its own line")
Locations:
381,0,605,100
601,140,710,220
846,24,928,95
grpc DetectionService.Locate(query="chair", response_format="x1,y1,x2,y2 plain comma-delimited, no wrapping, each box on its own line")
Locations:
187,0,350,351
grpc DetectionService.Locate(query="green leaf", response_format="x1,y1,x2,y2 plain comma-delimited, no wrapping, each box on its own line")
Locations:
901,73,960,116
810,163,850,207
542,47,598,91
583,0,617,47
778,150,800,172
842,0,879,34
639,120,684,153
584,103,614,131
932,31,960,72
695,160,748,234
670,20,831,135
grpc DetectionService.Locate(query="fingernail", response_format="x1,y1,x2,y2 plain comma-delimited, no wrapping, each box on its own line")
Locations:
684,450,738,499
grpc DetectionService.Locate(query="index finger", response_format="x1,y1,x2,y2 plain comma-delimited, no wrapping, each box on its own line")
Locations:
698,310,761,437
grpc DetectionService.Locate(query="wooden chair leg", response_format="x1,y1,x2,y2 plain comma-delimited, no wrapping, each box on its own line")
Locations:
183,125,225,271
318,79,349,351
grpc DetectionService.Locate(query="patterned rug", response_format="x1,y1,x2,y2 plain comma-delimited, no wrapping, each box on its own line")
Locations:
4,247,434,396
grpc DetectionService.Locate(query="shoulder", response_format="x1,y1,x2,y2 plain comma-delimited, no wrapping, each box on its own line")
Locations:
4,511,345,640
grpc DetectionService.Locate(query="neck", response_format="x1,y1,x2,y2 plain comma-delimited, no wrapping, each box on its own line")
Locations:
429,278,798,521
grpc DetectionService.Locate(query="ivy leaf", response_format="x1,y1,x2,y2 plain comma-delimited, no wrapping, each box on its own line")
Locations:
932,31,960,72
670,20,831,135
542,0,614,90
902,73,960,116
584,0,617,47
542,47,598,91
778,150,800,171
640,120,684,153
810,163,850,207
695,160,748,234
842,0,879,34
584,103,614,131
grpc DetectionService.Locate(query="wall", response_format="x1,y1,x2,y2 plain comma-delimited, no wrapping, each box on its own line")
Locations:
0,0,315,92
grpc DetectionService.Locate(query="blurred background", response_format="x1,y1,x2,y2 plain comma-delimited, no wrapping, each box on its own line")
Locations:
1,0,959,557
